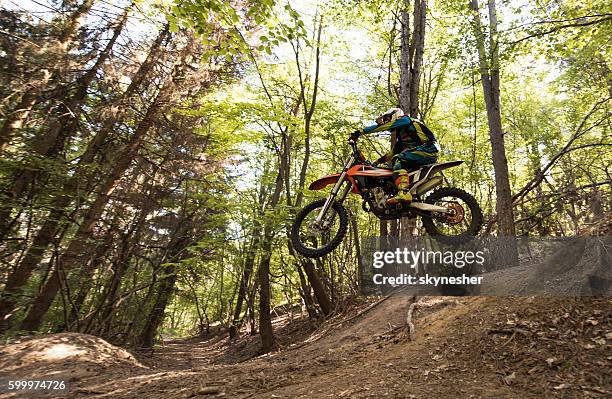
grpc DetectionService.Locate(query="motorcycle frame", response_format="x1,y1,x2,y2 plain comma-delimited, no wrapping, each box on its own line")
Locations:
313,141,460,224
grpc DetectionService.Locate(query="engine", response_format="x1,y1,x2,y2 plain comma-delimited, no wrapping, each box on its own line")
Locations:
362,187,389,213
370,187,388,209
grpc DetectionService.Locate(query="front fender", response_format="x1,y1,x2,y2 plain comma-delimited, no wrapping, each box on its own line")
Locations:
309,174,341,190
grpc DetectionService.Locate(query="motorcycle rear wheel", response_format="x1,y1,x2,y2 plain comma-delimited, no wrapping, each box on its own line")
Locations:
421,187,483,244
291,198,349,258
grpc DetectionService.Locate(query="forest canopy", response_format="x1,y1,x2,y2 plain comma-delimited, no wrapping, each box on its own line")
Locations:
0,0,609,351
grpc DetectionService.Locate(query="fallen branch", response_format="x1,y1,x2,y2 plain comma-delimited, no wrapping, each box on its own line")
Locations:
405,296,421,340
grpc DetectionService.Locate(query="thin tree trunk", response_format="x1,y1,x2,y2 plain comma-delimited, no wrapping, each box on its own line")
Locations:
138,266,176,348
258,163,284,353
257,224,275,353
351,216,364,293
399,4,412,113
301,258,332,315
0,81,46,152
289,17,332,314
138,226,192,347
296,263,317,319
379,220,388,246
409,0,426,117
230,221,261,339
230,161,270,339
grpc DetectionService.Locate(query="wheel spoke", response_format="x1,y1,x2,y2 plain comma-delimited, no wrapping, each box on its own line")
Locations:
298,206,340,250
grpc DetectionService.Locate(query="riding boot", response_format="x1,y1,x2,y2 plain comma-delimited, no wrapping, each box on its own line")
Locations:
387,169,412,205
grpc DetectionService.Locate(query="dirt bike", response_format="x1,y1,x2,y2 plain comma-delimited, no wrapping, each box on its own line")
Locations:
290,139,484,258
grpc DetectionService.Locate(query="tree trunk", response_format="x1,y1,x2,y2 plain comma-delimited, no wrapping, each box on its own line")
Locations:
409,0,426,117
257,225,275,353
138,268,176,348
258,162,284,353
469,0,517,238
93,206,152,336
138,223,192,348
230,167,270,339
399,4,413,113
301,258,332,315
469,0,518,264
351,216,364,294
296,264,317,319
290,18,333,314
399,0,426,239
0,81,46,152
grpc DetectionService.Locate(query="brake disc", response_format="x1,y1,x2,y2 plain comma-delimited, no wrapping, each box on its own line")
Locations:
444,201,465,225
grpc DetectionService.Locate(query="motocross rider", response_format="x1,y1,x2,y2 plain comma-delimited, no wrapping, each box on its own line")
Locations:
349,108,440,205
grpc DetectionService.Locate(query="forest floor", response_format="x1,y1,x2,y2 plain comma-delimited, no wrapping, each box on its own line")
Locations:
0,294,610,399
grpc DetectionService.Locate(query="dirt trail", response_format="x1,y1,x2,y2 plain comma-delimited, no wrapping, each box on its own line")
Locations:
1,295,610,399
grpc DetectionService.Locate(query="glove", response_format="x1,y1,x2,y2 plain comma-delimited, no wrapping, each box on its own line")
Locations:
349,130,360,141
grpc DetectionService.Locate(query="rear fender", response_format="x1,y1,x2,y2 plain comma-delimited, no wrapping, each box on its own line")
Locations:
425,160,464,175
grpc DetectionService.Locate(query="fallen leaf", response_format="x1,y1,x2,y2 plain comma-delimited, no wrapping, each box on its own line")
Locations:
503,372,516,385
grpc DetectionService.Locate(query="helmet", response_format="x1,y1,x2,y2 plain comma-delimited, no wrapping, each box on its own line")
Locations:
376,107,404,125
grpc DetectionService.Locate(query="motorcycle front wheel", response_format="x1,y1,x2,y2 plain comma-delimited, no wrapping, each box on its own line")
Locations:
291,198,349,258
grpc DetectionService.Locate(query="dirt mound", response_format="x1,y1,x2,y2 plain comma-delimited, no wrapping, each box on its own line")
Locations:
0,333,145,381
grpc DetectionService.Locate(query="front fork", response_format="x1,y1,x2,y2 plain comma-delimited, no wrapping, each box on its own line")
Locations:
314,155,355,226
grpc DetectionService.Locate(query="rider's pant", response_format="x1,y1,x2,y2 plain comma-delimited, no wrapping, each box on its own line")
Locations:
391,142,439,183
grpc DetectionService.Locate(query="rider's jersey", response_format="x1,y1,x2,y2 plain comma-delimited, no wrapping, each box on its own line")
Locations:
359,115,437,148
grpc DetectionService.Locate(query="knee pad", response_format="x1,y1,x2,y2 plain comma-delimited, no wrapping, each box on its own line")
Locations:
392,168,408,181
